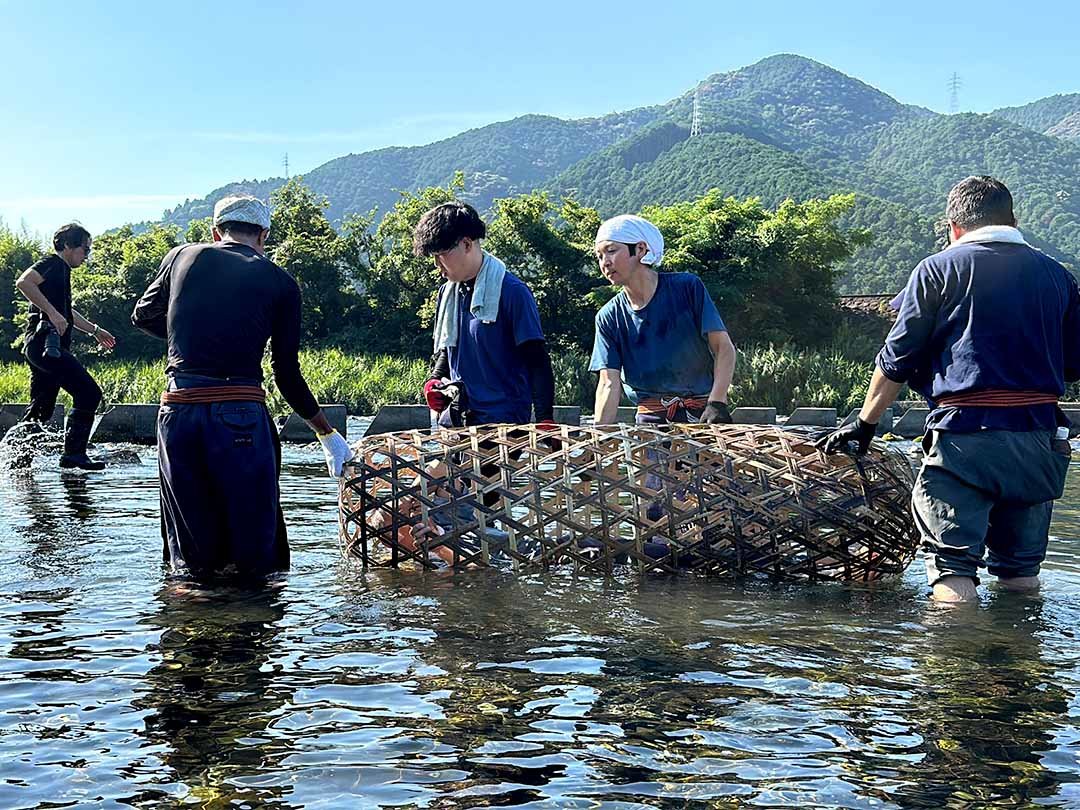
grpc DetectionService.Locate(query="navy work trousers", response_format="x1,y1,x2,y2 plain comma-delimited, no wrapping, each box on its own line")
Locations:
157,376,288,580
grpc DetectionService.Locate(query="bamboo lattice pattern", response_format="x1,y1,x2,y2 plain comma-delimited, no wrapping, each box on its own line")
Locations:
338,423,918,580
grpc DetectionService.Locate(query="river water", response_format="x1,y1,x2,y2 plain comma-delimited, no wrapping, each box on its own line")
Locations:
2,422,1080,808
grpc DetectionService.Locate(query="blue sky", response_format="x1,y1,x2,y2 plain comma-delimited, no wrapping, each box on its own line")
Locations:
2,0,1077,238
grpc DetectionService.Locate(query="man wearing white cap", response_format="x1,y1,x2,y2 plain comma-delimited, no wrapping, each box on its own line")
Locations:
132,194,352,581
590,214,736,426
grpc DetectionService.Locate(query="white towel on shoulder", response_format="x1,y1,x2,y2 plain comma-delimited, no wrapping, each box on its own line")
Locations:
432,251,507,352
950,225,1029,248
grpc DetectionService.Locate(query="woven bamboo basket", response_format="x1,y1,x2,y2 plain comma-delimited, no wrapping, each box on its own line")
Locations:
338,423,918,581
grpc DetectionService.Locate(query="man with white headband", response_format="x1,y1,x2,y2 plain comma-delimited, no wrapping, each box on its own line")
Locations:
132,194,352,582
590,214,736,426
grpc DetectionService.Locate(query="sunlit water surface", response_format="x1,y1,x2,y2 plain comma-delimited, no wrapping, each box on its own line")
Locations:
2,421,1080,808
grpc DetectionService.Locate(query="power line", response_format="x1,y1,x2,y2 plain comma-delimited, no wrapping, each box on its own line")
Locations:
283,153,290,179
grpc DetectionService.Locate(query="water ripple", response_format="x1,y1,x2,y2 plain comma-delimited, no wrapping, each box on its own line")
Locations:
1,439,1080,806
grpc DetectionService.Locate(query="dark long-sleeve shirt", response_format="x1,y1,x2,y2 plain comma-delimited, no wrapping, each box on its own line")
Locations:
131,241,319,419
877,240,1080,432
429,338,555,422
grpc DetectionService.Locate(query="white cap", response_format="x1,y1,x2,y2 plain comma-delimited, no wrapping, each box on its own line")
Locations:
213,195,271,230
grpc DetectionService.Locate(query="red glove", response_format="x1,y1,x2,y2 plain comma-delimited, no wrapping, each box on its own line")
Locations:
423,379,450,412
536,419,562,451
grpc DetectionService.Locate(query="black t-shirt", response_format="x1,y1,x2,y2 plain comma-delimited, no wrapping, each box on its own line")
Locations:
131,241,319,419
24,254,73,343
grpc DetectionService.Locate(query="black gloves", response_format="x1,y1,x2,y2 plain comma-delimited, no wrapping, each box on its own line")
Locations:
816,417,878,455
700,401,733,425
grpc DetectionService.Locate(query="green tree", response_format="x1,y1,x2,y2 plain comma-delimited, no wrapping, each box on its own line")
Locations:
648,191,870,345
485,193,603,353
185,217,212,244
356,177,462,356
268,177,362,342
0,222,44,361
74,224,180,358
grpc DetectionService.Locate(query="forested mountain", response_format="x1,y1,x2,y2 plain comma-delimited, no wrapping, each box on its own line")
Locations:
992,94,1080,140
1048,111,1080,141
150,54,1079,294
161,111,660,228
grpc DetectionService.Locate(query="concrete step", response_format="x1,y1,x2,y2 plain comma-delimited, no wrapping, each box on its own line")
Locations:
0,404,64,438
277,405,348,442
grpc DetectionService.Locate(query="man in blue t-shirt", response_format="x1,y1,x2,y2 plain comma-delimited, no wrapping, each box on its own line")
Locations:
414,202,555,427
818,176,1080,604
589,215,736,425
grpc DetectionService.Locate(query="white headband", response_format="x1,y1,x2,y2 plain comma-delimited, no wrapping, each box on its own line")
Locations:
595,214,663,266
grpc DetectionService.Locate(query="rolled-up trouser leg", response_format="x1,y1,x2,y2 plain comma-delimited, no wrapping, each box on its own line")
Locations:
158,400,284,579
911,464,992,585
985,500,1053,579
915,429,1069,586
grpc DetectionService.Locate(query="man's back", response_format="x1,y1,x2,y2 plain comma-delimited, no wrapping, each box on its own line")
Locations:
880,241,1080,432
163,242,297,380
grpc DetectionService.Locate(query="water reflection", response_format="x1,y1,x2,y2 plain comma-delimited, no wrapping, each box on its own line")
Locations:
5,471,96,579
1,445,1079,807
891,596,1074,808
136,583,293,806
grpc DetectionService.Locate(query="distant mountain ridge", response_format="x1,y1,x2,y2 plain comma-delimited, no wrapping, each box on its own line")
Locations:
991,94,1080,140
155,54,1080,293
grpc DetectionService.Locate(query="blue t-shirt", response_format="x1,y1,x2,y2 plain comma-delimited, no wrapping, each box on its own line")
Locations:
878,242,1080,432
589,272,727,403
446,272,544,424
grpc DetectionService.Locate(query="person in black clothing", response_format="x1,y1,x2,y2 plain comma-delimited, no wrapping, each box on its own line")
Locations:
15,222,117,470
131,195,351,581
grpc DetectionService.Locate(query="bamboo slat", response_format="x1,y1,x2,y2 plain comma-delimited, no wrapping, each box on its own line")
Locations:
338,423,918,581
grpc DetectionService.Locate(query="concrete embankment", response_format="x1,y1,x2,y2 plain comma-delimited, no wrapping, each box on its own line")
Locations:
5,402,1080,443
0,404,347,444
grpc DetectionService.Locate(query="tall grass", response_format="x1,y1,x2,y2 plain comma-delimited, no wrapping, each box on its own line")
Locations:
0,352,429,417
0,344,893,416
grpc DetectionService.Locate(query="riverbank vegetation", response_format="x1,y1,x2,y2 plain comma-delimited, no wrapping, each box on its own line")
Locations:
2,176,899,415
0,339,883,417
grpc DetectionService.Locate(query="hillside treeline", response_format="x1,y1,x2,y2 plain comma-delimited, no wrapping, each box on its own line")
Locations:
1,177,873,367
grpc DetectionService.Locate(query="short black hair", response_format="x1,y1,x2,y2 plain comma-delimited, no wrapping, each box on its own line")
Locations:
623,242,638,257
946,176,1016,230
217,220,266,239
413,202,487,257
53,222,91,252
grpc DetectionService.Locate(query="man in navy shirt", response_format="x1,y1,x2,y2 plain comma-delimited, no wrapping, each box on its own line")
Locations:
819,176,1080,603
590,215,736,426
414,202,555,428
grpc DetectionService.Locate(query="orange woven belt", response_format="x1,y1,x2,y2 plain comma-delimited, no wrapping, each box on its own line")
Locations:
636,395,709,420
936,389,1058,407
160,385,266,405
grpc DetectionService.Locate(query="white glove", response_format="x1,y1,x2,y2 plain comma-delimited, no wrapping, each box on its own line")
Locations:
318,430,354,478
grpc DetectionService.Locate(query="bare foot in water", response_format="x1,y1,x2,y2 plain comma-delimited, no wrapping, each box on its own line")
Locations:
932,575,979,603
997,575,1040,593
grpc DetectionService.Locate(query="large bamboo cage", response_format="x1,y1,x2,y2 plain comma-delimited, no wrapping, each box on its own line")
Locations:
338,423,918,581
